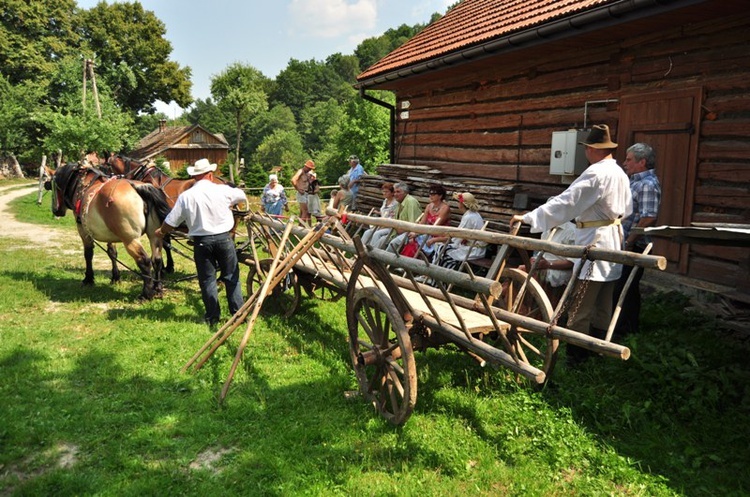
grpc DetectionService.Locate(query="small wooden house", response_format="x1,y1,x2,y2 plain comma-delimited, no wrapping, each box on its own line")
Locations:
130,120,229,173
356,0,750,299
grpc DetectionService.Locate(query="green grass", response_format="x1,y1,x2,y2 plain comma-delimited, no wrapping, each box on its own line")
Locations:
1,188,748,496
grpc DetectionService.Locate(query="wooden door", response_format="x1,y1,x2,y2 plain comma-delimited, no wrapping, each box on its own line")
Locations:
617,87,703,274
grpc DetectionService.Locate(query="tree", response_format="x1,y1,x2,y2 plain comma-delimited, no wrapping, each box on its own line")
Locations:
0,74,43,175
242,104,297,160
321,92,393,184
250,129,305,185
0,0,81,86
326,53,361,84
39,59,135,161
79,1,192,114
211,63,269,184
299,99,344,154
184,98,234,140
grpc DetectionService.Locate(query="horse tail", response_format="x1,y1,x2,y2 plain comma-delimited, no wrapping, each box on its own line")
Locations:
132,183,171,226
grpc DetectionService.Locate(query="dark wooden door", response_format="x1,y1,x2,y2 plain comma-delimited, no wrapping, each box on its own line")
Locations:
617,87,703,274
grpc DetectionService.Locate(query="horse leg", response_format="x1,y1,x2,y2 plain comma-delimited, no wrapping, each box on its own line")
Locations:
106,243,121,284
123,240,154,300
163,234,175,274
148,235,165,298
82,243,95,286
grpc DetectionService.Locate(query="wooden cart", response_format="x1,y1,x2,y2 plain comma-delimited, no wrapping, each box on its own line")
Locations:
226,207,666,425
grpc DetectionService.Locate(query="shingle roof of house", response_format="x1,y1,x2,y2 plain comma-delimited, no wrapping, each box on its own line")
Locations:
356,0,696,86
130,124,228,160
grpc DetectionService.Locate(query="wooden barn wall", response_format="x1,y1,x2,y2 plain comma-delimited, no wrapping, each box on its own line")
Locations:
163,150,228,174
386,12,750,291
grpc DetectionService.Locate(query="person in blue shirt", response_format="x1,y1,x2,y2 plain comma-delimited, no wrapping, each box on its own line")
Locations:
346,155,366,211
615,142,661,337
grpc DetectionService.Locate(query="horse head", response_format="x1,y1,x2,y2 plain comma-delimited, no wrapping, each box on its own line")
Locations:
49,163,81,217
107,154,147,178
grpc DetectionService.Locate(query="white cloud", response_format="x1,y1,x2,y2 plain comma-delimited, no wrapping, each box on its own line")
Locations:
288,0,378,38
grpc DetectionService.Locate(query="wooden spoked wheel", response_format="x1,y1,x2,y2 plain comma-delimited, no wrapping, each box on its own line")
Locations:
303,280,343,302
495,268,558,380
347,286,417,425
246,258,301,318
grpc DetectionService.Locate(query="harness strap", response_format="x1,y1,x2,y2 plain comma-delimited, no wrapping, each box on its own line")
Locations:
575,218,621,229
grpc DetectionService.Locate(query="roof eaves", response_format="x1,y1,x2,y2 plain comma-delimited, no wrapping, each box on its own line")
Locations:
356,0,706,89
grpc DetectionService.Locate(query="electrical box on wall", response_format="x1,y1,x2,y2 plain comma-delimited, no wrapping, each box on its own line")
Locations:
550,130,589,176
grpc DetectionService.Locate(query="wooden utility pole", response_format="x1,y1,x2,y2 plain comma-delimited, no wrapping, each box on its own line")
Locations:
82,59,102,119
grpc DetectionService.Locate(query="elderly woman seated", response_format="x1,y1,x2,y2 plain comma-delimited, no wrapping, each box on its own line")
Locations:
331,174,352,210
431,192,487,271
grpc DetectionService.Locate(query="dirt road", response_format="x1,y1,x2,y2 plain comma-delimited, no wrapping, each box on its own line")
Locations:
0,183,79,247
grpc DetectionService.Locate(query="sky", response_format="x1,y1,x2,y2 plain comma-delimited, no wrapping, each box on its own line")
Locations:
75,0,454,117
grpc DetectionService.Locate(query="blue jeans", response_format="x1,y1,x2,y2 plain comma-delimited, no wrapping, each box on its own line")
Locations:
193,233,243,325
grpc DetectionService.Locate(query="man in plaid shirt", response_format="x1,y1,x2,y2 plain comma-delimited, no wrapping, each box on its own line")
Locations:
616,142,661,337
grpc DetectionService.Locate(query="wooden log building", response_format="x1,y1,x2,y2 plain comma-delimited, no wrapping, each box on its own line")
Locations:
129,120,229,174
354,0,750,301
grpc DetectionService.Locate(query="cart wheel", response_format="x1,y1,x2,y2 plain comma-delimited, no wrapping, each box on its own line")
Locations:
347,286,417,425
304,281,343,302
246,258,300,318
495,268,558,379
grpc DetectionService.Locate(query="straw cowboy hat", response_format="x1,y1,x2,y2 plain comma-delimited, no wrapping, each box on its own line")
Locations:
579,124,618,149
304,159,315,169
187,158,217,176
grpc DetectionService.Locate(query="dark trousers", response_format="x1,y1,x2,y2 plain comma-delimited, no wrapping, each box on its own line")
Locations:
193,233,243,325
566,280,614,364
613,264,643,338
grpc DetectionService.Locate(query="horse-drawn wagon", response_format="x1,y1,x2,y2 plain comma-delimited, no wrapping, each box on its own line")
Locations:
186,204,666,425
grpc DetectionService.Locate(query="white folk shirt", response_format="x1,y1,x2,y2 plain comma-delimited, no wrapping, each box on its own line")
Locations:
165,179,247,237
522,157,632,282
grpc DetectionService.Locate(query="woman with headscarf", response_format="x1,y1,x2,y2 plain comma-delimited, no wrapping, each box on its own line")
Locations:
261,173,288,216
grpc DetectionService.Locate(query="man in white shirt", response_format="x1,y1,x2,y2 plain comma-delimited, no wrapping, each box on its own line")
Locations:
155,158,248,327
512,124,632,364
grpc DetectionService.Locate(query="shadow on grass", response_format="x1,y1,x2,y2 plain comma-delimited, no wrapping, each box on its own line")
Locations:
0,341,375,496
408,293,750,496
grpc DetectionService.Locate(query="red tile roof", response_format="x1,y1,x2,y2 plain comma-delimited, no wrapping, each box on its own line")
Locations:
357,0,625,83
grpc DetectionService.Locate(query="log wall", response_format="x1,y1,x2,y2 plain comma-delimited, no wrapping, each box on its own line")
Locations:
363,6,749,293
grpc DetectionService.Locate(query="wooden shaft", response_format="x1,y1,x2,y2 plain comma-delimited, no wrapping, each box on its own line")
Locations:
220,221,297,401
420,314,545,383
250,214,501,297
605,243,653,342
326,209,666,270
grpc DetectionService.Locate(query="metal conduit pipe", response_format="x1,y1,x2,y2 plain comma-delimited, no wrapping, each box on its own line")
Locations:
356,0,704,89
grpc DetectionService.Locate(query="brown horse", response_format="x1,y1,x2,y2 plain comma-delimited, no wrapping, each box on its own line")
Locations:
48,163,171,300
106,155,236,272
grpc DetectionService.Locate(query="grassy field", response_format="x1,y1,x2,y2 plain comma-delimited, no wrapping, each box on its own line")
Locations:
1,187,748,496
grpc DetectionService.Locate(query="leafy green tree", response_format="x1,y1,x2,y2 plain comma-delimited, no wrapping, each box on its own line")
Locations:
242,104,297,160
0,0,81,86
79,1,192,114
250,129,305,185
325,53,361,84
321,92,393,184
211,63,268,183
38,59,135,161
184,98,234,140
354,36,392,72
0,75,43,162
299,98,344,154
